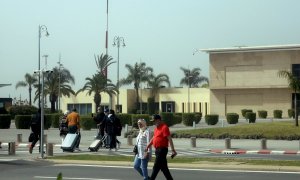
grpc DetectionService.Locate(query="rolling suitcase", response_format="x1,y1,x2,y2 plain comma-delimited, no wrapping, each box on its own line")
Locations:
88,134,107,152
61,133,79,152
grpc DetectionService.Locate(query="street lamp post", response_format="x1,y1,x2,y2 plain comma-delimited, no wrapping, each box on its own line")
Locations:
187,73,193,113
112,36,125,113
57,56,63,112
34,68,52,159
38,25,49,109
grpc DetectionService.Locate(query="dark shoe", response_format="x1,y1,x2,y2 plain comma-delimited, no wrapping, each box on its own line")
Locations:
29,146,33,154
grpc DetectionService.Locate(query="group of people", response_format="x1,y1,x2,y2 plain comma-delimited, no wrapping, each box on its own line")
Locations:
29,108,176,180
92,107,122,150
134,114,177,180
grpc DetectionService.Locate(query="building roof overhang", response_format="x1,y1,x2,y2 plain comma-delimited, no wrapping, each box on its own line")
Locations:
200,44,300,54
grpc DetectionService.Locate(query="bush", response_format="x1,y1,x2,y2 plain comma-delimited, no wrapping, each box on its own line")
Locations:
174,113,182,124
15,115,32,129
226,113,239,124
241,109,253,118
116,113,132,126
51,113,63,128
161,113,175,127
273,110,282,119
245,112,256,123
9,105,37,119
80,116,95,130
288,109,295,118
182,113,197,126
195,113,202,124
205,114,219,125
258,110,268,119
44,114,54,129
0,114,11,129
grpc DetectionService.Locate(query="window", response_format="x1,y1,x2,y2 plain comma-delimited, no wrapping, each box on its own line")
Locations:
67,103,92,115
292,64,300,79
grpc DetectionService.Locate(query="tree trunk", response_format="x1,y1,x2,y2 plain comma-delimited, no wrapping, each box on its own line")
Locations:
135,87,140,111
295,93,299,126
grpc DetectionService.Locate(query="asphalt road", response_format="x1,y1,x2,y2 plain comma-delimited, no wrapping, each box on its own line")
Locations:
1,159,300,180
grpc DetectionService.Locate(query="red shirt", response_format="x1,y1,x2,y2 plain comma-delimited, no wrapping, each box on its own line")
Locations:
153,123,170,148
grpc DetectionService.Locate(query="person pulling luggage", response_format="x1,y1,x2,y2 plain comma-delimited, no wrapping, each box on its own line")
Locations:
66,108,81,151
93,106,106,139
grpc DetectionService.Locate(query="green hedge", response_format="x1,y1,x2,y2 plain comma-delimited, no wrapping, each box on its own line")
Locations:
80,115,95,130
161,113,175,127
288,109,295,118
51,113,63,128
205,114,219,125
15,115,32,129
258,110,267,119
241,109,253,118
273,110,282,119
117,113,132,126
0,114,11,129
195,113,202,124
246,112,256,123
182,113,197,126
226,113,239,124
9,105,37,119
174,113,182,124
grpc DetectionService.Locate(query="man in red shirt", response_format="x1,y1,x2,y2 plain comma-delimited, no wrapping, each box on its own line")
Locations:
146,114,177,180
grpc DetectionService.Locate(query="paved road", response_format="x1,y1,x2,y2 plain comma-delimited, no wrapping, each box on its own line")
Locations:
0,159,300,180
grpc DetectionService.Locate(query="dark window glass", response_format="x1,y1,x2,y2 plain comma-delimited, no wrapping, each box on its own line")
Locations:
292,64,300,79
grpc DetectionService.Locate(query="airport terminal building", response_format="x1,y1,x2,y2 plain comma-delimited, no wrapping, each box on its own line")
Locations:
60,44,299,118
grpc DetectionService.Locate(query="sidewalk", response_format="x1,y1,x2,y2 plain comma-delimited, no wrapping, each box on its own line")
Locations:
1,120,300,155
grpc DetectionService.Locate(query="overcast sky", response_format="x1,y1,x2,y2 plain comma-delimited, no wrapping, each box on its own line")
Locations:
1,0,300,106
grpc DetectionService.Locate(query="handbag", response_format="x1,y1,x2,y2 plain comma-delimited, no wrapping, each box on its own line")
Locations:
28,132,35,142
133,145,138,155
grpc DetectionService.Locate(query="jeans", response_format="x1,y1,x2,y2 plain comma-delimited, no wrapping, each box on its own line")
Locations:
134,155,149,180
150,147,173,180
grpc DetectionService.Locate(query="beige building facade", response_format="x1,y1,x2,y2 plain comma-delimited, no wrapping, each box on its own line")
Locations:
202,44,300,117
61,87,210,115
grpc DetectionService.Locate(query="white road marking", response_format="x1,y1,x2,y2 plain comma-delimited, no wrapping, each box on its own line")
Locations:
34,176,119,180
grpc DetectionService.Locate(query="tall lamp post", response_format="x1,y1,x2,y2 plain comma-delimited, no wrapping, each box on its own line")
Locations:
57,55,63,112
112,36,125,113
38,25,49,109
187,73,193,113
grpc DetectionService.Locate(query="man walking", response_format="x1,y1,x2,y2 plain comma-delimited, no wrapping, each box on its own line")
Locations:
66,108,81,151
146,114,177,180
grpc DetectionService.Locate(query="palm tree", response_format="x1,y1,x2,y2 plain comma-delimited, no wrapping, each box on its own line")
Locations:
278,70,300,126
43,67,76,112
77,73,118,109
180,67,209,88
148,73,171,98
15,73,38,106
119,62,153,111
94,53,115,77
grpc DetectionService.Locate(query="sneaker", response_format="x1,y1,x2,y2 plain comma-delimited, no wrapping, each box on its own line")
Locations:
75,148,81,151
29,146,33,154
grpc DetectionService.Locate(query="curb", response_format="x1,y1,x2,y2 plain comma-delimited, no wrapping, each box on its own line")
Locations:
210,149,300,155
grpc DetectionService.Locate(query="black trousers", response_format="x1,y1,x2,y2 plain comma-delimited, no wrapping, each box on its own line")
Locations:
150,147,173,180
31,125,40,148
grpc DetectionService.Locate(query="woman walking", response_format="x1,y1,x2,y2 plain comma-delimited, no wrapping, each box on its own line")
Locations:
133,119,152,180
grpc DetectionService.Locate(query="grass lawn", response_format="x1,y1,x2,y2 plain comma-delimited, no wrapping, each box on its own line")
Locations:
174,121,300,139
48,154,300,167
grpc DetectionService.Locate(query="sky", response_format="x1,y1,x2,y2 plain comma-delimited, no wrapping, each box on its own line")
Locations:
1,0,300,105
